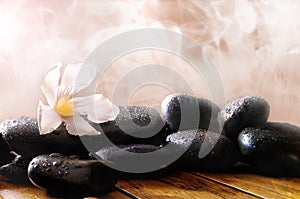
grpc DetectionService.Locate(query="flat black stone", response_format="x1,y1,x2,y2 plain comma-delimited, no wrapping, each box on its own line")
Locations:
0,117,89,159
95,144,172,174
161,94,220,132
220,96,270,141
28,153,117,199
82,106,167,150
238,122,300,177
166,129,239,171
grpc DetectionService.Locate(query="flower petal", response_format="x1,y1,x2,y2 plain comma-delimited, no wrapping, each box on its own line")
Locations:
73,94,119,123
58,63,82,96
64,115,100,136
41,63,63,108
37,101,62,135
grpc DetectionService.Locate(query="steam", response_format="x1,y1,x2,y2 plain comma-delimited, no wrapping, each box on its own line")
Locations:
0,0,299,126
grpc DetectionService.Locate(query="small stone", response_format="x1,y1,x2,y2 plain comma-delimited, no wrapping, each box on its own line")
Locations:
161,94,220,132
166,129,239,171
28,153,117,198
0,153,30,184
219,96,270,141
238,122,300,177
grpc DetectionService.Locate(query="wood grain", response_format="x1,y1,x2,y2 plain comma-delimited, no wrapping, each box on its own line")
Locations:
0,181,52,199
192,165,300,199
0,181,130,199
0,166,300,198
116,170,258,199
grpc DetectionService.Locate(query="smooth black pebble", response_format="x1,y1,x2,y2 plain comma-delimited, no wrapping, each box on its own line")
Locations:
238,122,300,177
95,144,171,174
0,117,89,159
166,129,239,171
82,106,167,151
28,153,117,198
220,96,270,141
161,93,220,132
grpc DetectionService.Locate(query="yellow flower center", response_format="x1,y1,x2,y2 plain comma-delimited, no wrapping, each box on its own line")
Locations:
54,96,74,117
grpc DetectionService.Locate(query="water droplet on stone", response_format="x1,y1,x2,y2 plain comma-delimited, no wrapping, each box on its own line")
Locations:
57,170,63,177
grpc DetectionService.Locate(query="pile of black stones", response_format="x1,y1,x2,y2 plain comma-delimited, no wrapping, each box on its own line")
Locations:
0,93,299,198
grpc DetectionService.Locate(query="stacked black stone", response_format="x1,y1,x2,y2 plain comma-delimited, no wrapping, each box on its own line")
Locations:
0,94,299,198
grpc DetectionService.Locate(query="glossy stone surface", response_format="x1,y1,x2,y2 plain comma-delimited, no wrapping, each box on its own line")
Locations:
28,153,117,198
161,94,220,132
220,96,270,141
238,122,300,177
0,152,29,184
166,129,239,171
0,117,89,159
82,106,167,150
95,144,171,173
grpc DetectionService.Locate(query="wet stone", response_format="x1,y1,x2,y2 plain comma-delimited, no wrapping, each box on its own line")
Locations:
166,129,239,171
219,96,270,141
28,153,117,198
238,122,300,177
0,117,90,159
81,106,167,151
161,93,220,132
0,153,30,184
95,144,172,174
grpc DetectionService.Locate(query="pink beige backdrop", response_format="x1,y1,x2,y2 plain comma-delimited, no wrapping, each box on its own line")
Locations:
0,0,299,126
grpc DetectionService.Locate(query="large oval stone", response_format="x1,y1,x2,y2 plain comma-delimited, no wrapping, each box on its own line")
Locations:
238,122,300,177
0,117,89,159
28,153,117,198
161,94,220,132
82,106,167,151
220,96,270,141
166,129,239,171
95,144,172,174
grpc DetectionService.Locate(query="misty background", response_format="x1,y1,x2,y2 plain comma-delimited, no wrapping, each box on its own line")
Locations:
0,0,299,126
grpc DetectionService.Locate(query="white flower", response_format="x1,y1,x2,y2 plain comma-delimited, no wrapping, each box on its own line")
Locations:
37,63,119,136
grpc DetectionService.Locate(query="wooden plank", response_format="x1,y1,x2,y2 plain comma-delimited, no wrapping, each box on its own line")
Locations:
117,178,222,199
192,167,300,199
117,170,258,199
0,180,130,199
0,181,52,199
88,188,131,199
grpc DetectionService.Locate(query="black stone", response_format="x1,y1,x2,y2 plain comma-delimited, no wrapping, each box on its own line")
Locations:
28,153,117,198
238,122,300,177
0,152,30,184
220,96,270,141
161,94,220,132
82,106,167,150
95,144,171,173
0,135,14,166
166,129,239,171
0,117,89,159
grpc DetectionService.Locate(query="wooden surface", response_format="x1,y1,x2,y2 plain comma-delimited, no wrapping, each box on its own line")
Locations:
0,164,299,199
